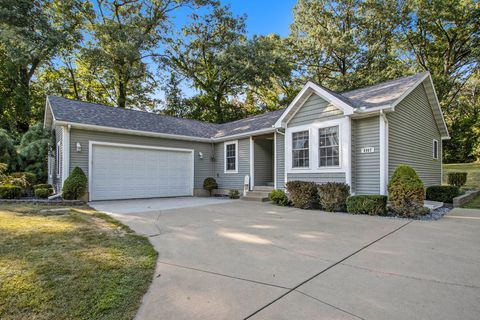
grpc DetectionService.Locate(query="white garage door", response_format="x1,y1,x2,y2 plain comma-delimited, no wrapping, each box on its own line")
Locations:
90,143,193,201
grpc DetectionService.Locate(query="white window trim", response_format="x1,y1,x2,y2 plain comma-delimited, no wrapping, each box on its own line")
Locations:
285,118,350,174
56,141,61,178
317,125,341,169
433,139,439,160
291,129,311,169
224,140,238,174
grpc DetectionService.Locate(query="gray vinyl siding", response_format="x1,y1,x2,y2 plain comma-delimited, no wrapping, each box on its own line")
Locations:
213,138,250,190
353,116,380,194
288,94,343,126
253,139,273,186
53,126,63,192
69,128,214,191
387,84,442,186
275,132,285,190
287,172,345,184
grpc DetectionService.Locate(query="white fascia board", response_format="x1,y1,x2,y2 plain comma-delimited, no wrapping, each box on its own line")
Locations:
213,128,276,142
425,75,450,140
274,82,356,128
54,121,213,143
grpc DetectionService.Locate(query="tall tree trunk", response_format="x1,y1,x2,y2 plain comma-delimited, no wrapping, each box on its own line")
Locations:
118,79,126,108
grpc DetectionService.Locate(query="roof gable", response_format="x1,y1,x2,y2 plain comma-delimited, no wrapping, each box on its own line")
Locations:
274,81,356,128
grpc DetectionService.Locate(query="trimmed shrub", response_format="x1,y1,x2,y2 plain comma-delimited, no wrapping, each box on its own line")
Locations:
35,188,51,199
229,189,240,199
33,183,53,191
0,184,22,199
203,177,218,196
270,189,289,206
346,195,388,215
318,182,350,212
426,185,460,203
447,172,467,187
286,181,319,209
62,167,87,200
388,165,425,216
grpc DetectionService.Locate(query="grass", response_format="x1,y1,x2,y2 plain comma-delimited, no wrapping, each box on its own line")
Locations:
443,163,480,189
462,194,480,209
0,204,157,320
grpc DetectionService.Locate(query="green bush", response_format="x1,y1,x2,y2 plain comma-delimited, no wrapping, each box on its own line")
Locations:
285,181,319,209
203,177,218,196
346,195,388,215
388,165,425,216
35,188,51,199
62,167,87,200
270,189,289,206
426,185,460,203
318,182,350,212
0,184,22,199
33,183,53,191
5,172,37,195
228,189,240,199
447,172,468,187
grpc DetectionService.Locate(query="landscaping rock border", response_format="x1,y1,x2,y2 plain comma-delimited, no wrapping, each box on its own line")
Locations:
0,199,85,206
453,190,480,207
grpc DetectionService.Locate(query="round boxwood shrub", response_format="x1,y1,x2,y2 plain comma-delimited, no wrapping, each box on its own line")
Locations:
62,167,87,200
203,177,218,196
285,181,319,209
35,188,51,199
346,195,387,216
426,185,460,203
388,165,425,217
318,182,350,212
0,184,22,199
270,189,289,206
447,172,467,187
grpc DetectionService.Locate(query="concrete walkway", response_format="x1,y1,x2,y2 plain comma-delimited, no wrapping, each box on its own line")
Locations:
90,200,480,320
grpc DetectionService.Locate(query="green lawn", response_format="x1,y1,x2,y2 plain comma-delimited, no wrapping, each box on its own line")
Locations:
443,163,480,189
462,194,480,209
0,204,157,320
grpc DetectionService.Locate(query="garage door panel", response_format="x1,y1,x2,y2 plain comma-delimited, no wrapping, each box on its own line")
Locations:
91,144,193,201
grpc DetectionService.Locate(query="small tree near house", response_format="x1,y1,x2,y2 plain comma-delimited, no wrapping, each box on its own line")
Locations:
203,177,218,196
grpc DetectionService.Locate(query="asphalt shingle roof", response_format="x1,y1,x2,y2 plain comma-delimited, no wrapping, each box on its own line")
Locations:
47,73,426,139
48,96,284,139
341,73,427,109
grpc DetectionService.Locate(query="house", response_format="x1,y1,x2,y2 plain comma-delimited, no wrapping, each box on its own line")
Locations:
44,72,449,201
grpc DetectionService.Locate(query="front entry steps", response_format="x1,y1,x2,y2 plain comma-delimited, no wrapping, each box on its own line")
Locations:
241,186,274,202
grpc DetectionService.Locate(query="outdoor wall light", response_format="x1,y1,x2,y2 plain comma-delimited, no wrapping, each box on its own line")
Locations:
198,152,203,159
76,142,82,152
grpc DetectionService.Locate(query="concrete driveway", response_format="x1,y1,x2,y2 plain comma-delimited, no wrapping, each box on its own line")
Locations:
89,199,480,320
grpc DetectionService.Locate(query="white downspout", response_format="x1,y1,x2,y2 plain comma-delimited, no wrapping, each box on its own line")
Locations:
379,111,389,195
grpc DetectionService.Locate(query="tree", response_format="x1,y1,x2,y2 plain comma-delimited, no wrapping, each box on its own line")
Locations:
162,73,188,117
399,0,480,107
443,73,480,163
17,123,52,182
289,0,407,91
0,129,18,171
0,0,87,132
166,6,294,122
79,0,211,111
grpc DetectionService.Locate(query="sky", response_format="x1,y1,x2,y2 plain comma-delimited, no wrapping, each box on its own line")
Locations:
174,0,297,37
